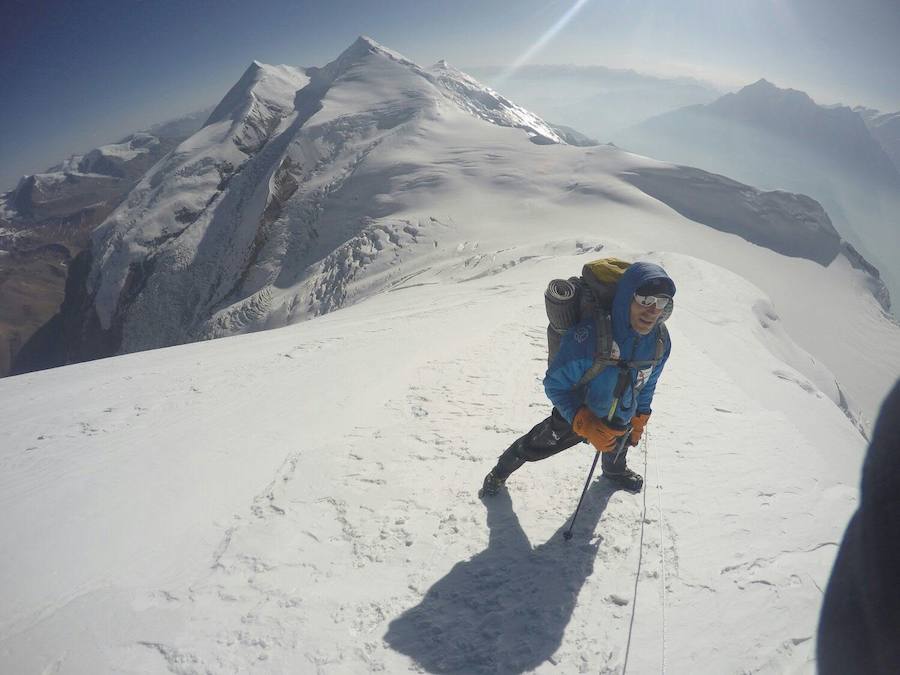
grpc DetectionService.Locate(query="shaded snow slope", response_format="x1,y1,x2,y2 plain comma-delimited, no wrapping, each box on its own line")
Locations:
0,248,868,673
620,165,841,265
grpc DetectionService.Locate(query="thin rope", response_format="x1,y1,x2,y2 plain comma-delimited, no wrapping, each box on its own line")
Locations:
621,434,649,674
655,430,668,673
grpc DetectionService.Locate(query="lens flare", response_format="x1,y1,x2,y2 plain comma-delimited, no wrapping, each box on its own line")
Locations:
496,0,593,84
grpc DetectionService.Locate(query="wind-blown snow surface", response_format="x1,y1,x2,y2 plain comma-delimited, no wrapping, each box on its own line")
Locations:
0,247,873,673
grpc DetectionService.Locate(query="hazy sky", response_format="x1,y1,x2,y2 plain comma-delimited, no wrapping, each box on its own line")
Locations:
2,0,899,190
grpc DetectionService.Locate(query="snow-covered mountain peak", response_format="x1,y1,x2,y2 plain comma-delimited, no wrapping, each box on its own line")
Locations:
350,34,415,65
308,35,423,87
428,59,468,79
425,59,564,144
205,61,308,128
78,133,160,175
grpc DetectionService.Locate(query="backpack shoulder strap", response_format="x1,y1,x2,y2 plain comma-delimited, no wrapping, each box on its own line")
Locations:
656,323,670,362
574,311,617,389
625,323,671,369
575,319,670,392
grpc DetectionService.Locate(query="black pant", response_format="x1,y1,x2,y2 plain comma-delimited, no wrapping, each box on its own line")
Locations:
491,408,629,480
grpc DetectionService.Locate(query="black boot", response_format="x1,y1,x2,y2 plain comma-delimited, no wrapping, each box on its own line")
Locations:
602,467,644,493
602,446,643,493
479,441,526,498
479,470,506,498
480,409,585,498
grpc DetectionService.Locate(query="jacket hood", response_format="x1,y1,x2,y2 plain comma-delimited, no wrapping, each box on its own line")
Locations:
612,262,676,344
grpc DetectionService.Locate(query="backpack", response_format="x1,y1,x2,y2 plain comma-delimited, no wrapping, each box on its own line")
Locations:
544,257,671,390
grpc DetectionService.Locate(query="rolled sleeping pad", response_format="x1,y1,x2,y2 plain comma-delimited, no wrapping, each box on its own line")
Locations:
545,278,580,331
547,325,563,366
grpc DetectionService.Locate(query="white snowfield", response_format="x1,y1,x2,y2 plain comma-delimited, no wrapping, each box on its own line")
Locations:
0,249,880,674
2,36,900,674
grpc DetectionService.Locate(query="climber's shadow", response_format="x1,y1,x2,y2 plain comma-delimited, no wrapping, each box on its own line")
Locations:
384,480,621,674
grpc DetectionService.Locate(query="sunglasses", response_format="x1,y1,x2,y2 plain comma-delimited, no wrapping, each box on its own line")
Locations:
634,293,672,309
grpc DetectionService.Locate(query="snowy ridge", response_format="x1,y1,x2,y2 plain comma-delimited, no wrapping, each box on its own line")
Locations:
86,133,160,166
0,127,204,224
426,59,565,144
620,165,842,265
0,246,873,673
88,61,310,333
2,170,124,222
204,61,309,151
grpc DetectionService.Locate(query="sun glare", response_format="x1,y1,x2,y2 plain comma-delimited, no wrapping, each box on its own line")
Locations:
496,0,593,83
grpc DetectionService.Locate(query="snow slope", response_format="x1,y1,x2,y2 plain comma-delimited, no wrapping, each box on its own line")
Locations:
0,246,871,673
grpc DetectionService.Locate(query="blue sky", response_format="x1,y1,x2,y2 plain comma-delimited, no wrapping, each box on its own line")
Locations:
2,0,899,190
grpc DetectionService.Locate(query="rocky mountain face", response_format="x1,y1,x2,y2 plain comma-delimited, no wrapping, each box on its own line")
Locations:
11,38,889,375
615,80,900,317
704,80,900,185
855,106,900,174
0,110,209,376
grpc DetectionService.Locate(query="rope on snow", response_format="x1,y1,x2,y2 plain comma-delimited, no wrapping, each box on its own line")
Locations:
621,432,649,674
621,428,669,674
656,429,669,673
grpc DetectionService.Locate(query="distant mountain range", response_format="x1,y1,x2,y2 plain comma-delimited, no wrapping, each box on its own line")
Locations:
618,79,900,187
9,38,887,380
614,79,900,314
468,64,723,142
0,109,210,376
855,106,900,174
2,109,211,222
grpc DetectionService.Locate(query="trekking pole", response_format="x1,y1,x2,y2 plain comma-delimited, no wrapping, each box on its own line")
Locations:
563,368,632,542
563,428,630,541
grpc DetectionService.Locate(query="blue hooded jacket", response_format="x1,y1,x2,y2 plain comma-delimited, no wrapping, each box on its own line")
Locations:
543,262,674,426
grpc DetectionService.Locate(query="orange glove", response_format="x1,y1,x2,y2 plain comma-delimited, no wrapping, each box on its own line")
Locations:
629,412,651,447
572,407,627,453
